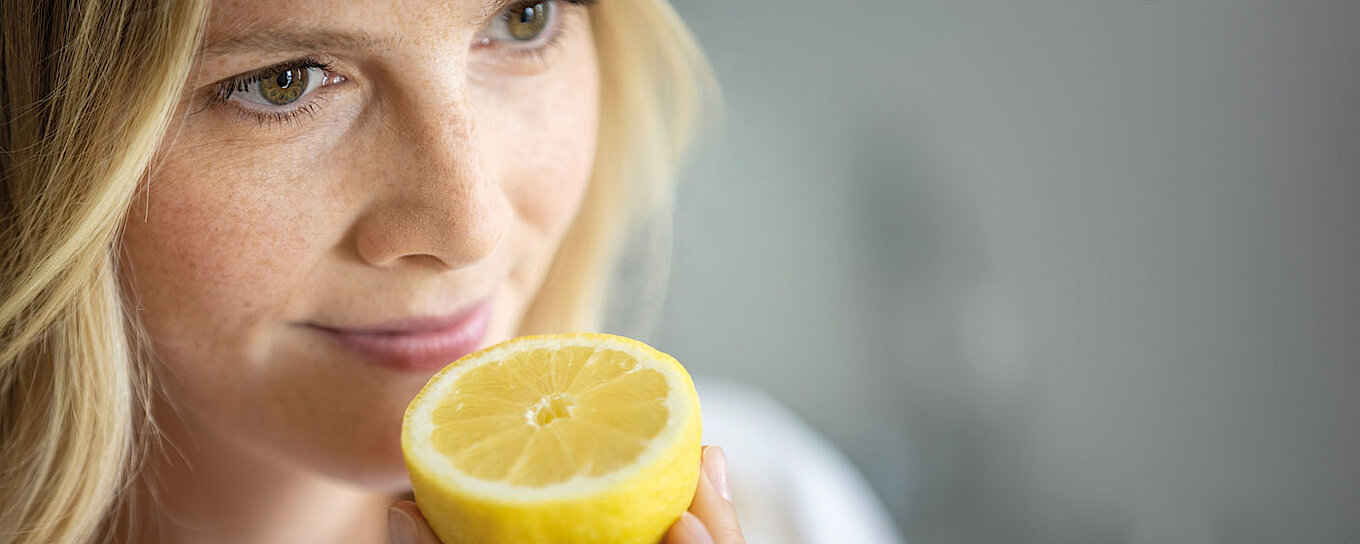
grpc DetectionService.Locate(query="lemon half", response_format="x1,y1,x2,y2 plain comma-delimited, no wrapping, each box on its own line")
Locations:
401,333,703,544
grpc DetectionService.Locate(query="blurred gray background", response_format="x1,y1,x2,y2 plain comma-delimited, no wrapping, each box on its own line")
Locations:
645,2,1360,543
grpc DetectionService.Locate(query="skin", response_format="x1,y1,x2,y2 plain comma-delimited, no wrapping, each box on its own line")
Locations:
117,0,743,542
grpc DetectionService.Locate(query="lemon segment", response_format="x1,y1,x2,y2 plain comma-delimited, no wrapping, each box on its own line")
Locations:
402,333,702,544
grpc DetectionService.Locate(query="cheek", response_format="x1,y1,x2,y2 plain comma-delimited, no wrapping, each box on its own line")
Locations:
490,53,601,243
121,150,329,358
505,129,598,244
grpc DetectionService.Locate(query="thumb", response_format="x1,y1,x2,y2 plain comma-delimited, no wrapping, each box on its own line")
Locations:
388,500,445,544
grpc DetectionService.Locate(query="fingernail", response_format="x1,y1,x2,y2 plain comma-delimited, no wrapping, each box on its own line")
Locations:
678,511,716,544
388,506,418,544
703,446,732,503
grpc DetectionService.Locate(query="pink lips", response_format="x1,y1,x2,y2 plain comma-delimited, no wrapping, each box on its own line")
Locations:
312,299,492,372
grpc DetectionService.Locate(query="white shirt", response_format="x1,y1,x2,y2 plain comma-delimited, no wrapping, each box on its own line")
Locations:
696,379,905,544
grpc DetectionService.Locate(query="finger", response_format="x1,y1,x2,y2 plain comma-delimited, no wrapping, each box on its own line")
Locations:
664,511,715,544
388,500,444,544
689,446,745,544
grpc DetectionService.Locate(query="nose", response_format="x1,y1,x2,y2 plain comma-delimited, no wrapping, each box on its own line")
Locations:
351,90,510,270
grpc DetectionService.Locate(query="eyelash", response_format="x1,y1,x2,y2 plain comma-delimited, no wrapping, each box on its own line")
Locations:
206,57,334,126
206,0,597,127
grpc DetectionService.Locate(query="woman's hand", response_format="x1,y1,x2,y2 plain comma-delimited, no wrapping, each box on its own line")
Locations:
387,445,745,544
664,445,745,544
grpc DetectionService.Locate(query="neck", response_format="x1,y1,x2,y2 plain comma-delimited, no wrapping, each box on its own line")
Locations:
108,400,400,544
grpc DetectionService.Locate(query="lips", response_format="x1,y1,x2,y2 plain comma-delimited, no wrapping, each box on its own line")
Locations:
310,298,493,371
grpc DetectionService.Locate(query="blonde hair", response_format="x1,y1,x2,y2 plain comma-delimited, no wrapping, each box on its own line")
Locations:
0,1,714,542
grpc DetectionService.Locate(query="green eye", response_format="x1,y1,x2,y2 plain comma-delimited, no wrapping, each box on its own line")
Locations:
505,2,552,41
258,66,310,105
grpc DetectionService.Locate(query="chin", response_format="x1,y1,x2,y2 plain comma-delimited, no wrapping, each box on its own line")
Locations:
303,434,415,492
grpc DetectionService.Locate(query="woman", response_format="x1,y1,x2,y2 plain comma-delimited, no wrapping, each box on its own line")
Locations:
0,0,741,542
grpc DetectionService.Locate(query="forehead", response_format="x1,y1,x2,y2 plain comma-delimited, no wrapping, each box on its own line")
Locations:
203,0,504,56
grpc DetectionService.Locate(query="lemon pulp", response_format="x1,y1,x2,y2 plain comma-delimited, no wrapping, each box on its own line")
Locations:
431,346,670,486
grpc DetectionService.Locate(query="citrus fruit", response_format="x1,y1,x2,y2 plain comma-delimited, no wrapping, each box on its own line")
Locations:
401,333,703,544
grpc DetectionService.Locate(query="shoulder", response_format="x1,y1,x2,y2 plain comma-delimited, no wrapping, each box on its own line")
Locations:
695,378,906,544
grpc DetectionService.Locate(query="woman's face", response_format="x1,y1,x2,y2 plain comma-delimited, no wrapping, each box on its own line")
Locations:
121,0,599,487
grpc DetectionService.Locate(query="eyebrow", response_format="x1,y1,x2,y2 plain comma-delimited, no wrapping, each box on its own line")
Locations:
202,0,527,57
203,29,401,57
